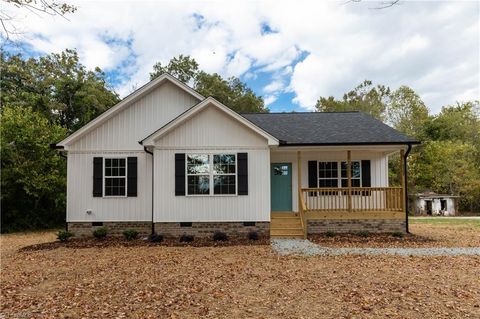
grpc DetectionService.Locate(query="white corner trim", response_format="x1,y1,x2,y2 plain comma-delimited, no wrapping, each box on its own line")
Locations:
141,97,279,147
57,74,204,147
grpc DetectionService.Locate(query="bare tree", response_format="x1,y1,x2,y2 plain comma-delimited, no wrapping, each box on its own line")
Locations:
373,0,400,9
1,0,76,39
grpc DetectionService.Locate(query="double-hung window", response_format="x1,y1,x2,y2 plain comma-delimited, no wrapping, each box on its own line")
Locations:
213,154,236,195
341,161,361,187
187,154,210,195
318,162,339,187
187,154,237,195
318,161,362,188
104,158,126,196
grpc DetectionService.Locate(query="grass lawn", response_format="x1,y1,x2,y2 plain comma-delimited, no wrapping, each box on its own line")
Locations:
410,216,480,227
1,225,479,318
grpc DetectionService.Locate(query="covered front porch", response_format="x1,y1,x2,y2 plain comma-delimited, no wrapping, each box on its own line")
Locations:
270,146,409,238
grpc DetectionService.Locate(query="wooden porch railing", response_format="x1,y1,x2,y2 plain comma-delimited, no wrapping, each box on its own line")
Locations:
301,187,404,212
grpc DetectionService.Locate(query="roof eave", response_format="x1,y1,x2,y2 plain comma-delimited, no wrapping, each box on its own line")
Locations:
277,141,421,147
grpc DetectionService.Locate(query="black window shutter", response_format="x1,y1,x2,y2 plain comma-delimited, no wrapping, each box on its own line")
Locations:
308,161,318,188
237,153,248,195
175,153,186,196
361,160,371,187
93,157,103,197
127,157,138,197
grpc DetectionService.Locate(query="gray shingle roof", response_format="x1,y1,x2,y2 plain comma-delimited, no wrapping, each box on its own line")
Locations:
241,112,420,145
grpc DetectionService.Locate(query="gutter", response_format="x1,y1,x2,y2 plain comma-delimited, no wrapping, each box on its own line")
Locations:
142,144,155,235
404,144,413,233
278,141,421,147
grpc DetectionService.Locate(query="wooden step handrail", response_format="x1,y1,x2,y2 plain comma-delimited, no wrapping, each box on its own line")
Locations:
299,190,308,239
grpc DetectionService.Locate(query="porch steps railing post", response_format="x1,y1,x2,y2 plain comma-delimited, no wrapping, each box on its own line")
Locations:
297,151,307,239
347,150,352,212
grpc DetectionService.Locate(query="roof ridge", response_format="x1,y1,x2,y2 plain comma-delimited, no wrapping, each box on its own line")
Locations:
240,111,361,114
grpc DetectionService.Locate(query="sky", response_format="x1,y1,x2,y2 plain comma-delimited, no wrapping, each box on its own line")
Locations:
2,0,479,113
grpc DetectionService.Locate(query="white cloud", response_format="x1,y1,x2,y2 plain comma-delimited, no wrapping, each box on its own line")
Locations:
2,0,478,113
263,80,284,94
264,94,277,106
225,51,252,77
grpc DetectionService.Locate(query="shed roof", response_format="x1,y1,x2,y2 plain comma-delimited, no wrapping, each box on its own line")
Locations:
241,112,420,146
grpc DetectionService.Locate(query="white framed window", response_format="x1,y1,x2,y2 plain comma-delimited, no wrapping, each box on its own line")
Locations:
213,154,236,195
341,161,361,187
104,158,127,197
187,154,210,195
186,153,237,196
318,161,339,187
318,161,362,188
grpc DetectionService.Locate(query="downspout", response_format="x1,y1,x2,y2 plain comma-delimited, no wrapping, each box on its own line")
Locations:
404,144,412,233
142,144,155,235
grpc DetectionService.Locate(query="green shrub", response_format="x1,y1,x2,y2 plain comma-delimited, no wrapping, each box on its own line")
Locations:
213,231,228,241
57,230,74,242
325,230,336,237
148,233,163,243
123,229,139,241
93,227,108,239
180,234,194,242
392,231,405,238
247,231,259,241
357,230,370,238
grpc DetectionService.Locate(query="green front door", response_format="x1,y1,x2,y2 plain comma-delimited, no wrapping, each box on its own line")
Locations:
271,163,292,211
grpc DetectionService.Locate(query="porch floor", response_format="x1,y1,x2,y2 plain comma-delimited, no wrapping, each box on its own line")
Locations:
270,212,304,239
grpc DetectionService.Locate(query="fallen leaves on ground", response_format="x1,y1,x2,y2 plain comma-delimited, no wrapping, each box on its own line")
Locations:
309,224,480,248
1,225,479,318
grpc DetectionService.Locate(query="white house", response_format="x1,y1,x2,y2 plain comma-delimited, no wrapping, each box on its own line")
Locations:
54,74,420,238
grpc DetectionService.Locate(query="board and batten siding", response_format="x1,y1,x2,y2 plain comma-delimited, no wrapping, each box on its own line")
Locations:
153,104,271,222
155,104,268,147
66,151,152,222
271,150,390,212
69,81,200,151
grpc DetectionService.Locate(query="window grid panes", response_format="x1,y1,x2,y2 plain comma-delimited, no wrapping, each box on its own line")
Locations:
213,154,236,195
104,158,126,196
186,154,237,196
318,161,362,188
318,162,338,188
341,161,361,187
187,155,210,195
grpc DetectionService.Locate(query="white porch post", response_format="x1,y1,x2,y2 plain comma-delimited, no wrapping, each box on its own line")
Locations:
347,150,352,212
297,150,302,211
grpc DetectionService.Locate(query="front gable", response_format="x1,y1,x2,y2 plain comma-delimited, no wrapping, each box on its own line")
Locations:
155,103,268,148
141,98,279,148
59,74,203,151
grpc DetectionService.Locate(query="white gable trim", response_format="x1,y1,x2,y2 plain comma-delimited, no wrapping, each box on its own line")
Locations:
141,97,279,146
57,74,204,147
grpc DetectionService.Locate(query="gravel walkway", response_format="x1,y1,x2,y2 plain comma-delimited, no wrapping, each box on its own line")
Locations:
271,239,480,257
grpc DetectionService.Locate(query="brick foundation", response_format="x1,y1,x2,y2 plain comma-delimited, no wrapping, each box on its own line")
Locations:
68,222,152,237
307,219,406,234
154,222,270,239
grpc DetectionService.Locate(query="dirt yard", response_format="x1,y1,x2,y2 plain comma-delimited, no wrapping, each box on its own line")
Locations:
1,224,479,318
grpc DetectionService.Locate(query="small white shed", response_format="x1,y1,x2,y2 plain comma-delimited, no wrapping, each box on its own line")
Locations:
412,191,459,216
